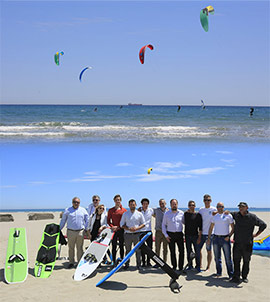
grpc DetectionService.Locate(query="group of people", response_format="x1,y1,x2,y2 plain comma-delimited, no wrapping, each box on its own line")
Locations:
59,194,267,284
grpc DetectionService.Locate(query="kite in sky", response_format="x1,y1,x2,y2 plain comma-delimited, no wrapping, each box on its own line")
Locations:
147,168,153,174
139,44,154,64
54,51,64,65
200,6,215,32
79,67,93,82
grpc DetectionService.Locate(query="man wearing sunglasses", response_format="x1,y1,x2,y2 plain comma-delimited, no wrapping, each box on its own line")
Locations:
229,202,267,284
198,194,217,270
60,197,89,269
207,202,234,278
87,195,107,217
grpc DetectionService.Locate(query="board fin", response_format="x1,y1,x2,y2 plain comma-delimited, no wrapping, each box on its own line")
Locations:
13,230,20,237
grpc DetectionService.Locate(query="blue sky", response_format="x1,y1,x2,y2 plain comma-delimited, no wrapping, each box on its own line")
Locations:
1,1,269,106
0,142,269,209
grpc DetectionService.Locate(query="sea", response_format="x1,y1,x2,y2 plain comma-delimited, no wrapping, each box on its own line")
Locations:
0,105,269,143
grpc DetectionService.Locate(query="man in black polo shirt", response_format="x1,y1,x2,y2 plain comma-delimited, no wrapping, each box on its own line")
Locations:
230,202,267,284
184,200,202,272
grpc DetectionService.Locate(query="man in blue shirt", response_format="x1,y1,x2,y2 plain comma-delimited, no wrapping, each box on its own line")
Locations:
60,197,89,268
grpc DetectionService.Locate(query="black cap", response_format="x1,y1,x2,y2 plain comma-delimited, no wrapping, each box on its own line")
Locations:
238,202,248,207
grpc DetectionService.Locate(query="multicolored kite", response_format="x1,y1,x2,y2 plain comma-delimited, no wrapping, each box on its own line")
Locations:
200,6,215,32
54,51,64,65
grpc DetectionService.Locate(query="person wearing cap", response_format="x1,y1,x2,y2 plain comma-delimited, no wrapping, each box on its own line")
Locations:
60,197,89,269
207,202,234,278
229,202,267,284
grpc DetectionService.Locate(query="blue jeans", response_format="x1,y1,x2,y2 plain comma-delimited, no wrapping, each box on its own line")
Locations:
213,235,233,277
198,234,214,251
185,235,200,269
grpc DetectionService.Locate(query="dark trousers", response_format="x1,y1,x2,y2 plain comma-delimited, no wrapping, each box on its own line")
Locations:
185,234,200,269
111,228,125,263
140,231,153,265
233,243,253,279
167,231,184,270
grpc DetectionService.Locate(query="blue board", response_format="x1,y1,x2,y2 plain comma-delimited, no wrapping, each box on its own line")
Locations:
96,231,151,287
253,235,270,250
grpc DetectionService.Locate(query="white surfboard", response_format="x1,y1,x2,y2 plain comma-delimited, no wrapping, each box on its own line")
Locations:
74,228,114,281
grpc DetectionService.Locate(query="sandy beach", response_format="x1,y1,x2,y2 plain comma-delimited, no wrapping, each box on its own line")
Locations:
0,211,269,302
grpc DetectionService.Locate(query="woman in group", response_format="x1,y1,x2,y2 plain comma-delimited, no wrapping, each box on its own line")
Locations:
87,204,107,241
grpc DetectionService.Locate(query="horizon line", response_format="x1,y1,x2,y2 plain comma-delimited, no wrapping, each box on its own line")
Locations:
1,104,269,107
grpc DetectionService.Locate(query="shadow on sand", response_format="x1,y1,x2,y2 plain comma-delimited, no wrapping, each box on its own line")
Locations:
96,280,127,290
0,268,7,284
185,271,243,289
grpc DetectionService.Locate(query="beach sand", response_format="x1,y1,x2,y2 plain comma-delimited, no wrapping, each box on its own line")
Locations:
0,211,269,302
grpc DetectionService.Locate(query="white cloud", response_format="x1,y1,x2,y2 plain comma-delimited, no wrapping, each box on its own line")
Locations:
71,174,131,182
71,178,102,182
153,161,187,172
115,162,132,167
84,171,99,175
136,174,192,182
221,159,236,164
216,151,233,155
181,167,224,175
28,181,50,185
0,185,16,188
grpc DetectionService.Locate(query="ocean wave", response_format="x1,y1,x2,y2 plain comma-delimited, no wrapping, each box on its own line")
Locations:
0,124,269,142
30,121,85,127
0,132,67,137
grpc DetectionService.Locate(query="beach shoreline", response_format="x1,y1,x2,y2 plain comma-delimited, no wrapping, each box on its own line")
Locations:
0,211,269,301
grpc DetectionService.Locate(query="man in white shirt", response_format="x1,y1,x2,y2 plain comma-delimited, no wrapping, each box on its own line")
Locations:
207,202,234,278
60,197,89,268
120,199,145,270
162,199,185,272
198,194,217,270
139,198,154,267
87,195,107,217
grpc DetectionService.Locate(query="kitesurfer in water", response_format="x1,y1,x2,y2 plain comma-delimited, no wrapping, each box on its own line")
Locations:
250,107,254,117
177,106,181,112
